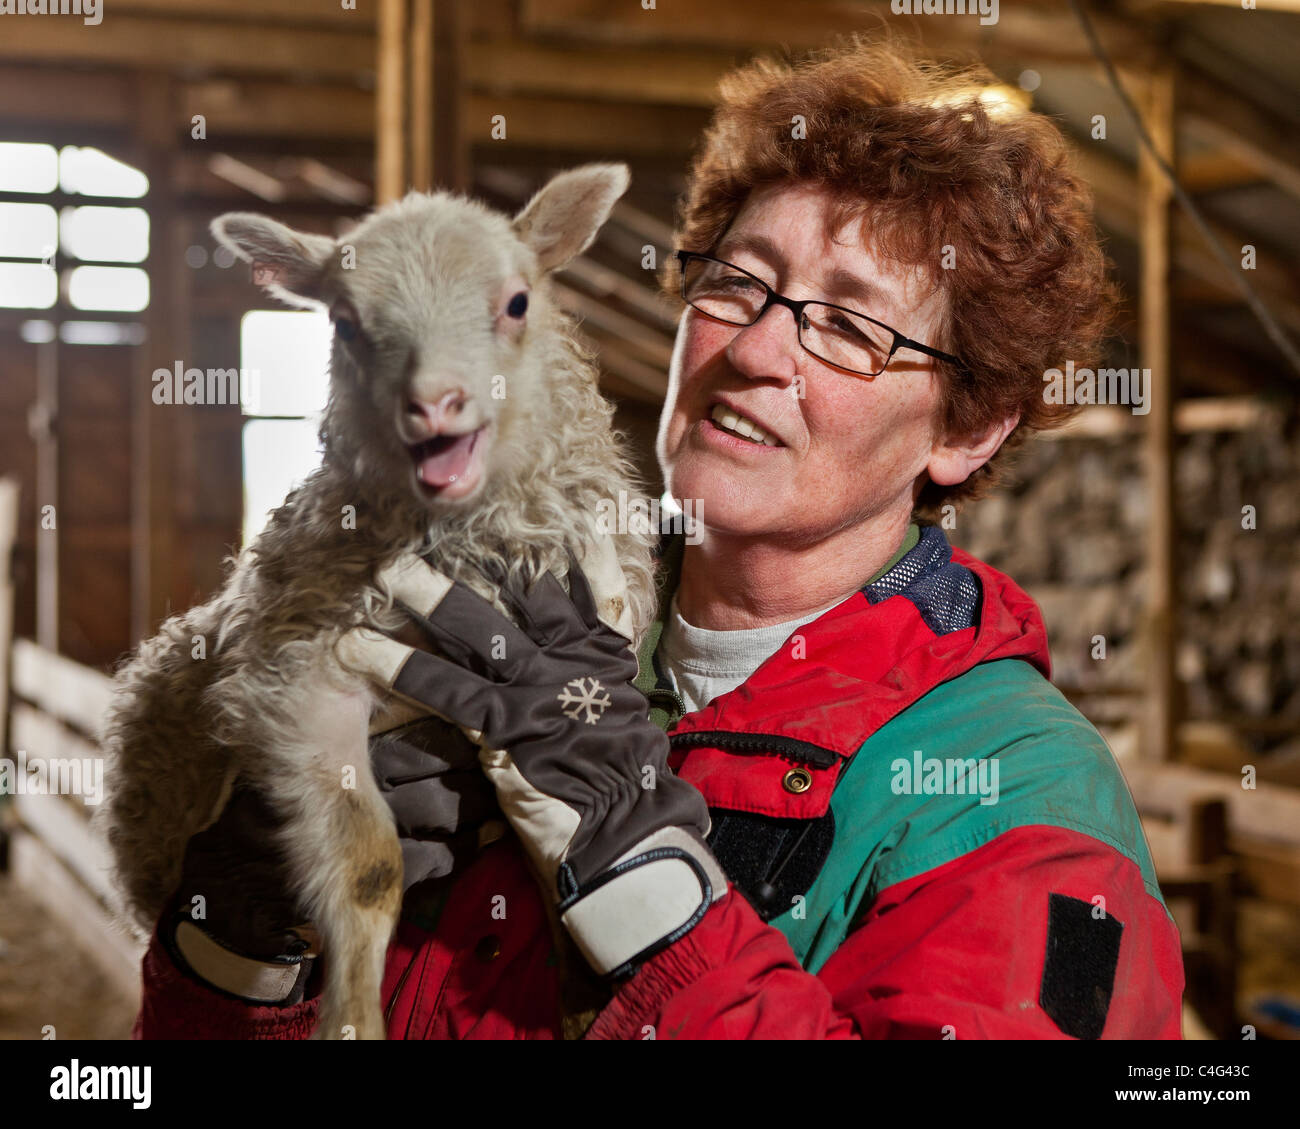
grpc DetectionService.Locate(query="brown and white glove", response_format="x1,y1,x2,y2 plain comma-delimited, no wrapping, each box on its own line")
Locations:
340,549,729,980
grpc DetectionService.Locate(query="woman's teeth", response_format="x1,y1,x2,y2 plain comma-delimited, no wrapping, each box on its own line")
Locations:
710,403,779,446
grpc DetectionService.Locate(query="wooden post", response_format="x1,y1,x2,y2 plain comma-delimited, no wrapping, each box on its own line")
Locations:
376,0,408,204
409,0,433,192
130,73,181,641
430,0,467,192
1139,67,1177,761
384,0,465,199
33,337,57,651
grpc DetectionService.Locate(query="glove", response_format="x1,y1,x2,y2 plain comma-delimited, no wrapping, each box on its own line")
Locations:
162,781,320,1005
370,714,501,890
350,550,730,980
162,715,498,1004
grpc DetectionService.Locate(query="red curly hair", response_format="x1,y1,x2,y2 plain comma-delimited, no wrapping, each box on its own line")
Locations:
661,33,1121,516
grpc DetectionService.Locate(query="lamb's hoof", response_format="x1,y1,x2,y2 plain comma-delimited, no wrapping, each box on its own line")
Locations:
311,1002,388,1040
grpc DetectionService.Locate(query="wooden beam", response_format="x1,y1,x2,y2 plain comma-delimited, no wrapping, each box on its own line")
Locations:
183,80,375,142
553,282,673,370
464,39,731,106
291,159,371,206
518,0,1155,64
560,257,678,332
431,0,468,192
409,0,434,193
11,638,114,741
9,708,116,901
1181,67,1300,205
128,74,183,641
1123,761,1300,849
0,66,709,156
206,153,288,203
112,0,377,24
0,478,16,754
1130,0,1300,11
0,13,375,81
0,67,129,128
112,0,517,32
1047,396,1280,438
1072,145,1300,347
33,339,58,651
1139,67,1177,763
1178,149,1264,194
376,0,407,204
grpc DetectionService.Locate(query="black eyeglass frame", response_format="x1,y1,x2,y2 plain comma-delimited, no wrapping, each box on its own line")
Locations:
675,250,970,379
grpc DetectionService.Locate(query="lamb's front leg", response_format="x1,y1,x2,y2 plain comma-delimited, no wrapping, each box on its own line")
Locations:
264,678,403,1040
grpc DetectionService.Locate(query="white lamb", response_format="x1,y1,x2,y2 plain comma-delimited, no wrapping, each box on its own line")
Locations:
94,163,658,1039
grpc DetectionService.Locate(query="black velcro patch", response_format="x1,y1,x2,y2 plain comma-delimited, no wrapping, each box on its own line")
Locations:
706,807,835,922
1039,892,1124,1040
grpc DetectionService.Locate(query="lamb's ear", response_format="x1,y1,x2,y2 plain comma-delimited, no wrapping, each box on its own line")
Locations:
512,163,630,273
210,213,335,307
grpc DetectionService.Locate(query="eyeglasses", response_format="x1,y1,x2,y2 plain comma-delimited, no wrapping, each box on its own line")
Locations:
675,250,969,379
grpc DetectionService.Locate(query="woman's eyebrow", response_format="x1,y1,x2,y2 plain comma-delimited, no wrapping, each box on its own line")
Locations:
717,232,890,314
824,266,889,314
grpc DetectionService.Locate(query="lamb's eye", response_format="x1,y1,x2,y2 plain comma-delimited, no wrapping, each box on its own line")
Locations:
506,291,528,319
331,301,361,343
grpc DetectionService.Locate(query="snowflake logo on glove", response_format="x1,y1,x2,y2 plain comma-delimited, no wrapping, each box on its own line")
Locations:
557,676,613,725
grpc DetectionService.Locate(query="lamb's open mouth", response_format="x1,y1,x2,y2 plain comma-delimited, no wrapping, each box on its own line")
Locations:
409,423,489,499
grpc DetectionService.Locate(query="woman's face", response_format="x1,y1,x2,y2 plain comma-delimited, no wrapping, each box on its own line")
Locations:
657,182,950,543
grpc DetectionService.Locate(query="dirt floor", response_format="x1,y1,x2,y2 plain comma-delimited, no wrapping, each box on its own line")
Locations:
0,871,138,1040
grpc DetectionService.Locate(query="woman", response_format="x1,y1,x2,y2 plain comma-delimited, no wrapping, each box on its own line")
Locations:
137,36,1184,1039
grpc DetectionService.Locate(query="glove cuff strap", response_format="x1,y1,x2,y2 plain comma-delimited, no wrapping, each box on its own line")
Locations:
558,827,729,979
169,920,313,1005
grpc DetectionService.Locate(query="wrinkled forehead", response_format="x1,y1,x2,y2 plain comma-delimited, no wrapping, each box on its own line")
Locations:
720,180,947,330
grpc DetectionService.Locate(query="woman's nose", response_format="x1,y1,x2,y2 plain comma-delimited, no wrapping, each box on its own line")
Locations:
724,303,802,387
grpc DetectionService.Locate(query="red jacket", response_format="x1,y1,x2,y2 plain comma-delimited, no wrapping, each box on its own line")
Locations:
134,526,1184,1039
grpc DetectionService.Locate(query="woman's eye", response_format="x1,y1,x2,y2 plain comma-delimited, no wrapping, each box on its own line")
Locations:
829,313,863,338
506,291,528,318
718,273,760,291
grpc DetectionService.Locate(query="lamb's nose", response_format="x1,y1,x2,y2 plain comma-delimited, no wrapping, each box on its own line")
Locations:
406,388,468,434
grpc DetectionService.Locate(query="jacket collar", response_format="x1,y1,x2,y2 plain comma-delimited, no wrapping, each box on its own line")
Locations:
635,521,1051,763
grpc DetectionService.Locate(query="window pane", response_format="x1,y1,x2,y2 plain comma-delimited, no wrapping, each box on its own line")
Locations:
60,320,146,346
242,418,324,545
67,264,149,311
239,309,331,417
0,262,57,308
61,206,149,263
20,319,56,343
0,143,59,193
0,202,57,259
60,146,149,198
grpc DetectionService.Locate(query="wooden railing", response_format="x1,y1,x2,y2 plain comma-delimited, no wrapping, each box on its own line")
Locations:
4,639,145,1000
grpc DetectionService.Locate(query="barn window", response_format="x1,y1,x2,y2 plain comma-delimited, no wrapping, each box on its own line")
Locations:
0,142,149,328
239,309,331,545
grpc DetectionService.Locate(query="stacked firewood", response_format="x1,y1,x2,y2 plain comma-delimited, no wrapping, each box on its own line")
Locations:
953,405,1300,731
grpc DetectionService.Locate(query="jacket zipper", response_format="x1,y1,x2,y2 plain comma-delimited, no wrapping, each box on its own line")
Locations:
667,728,840,769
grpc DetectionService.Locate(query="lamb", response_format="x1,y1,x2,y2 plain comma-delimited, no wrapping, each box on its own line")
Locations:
93,163,659,1039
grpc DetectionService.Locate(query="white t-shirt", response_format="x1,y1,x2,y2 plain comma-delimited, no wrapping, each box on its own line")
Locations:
656,590,847,714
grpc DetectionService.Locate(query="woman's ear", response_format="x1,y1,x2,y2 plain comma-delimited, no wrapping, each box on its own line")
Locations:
926,410,1020,488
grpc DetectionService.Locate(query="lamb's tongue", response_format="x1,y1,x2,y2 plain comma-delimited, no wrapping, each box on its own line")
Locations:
417,432,475,488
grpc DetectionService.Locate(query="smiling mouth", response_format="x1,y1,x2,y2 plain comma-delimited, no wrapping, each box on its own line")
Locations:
409,423,489,498
706,402,783,447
